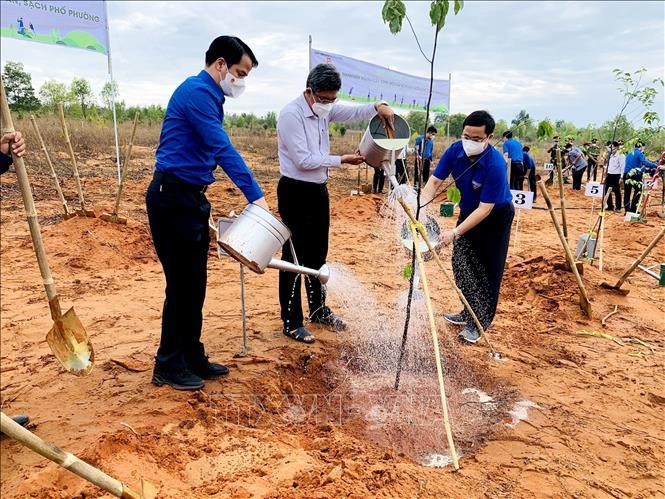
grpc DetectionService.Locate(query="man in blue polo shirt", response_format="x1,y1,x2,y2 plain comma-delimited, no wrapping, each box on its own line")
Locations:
502,130,524,190
414,125,437,186
421,110,514,344
623,141,658,213
146,36,269,391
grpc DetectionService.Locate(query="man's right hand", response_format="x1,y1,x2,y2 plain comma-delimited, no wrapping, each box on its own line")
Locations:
341,153,364,165
1,131,25,157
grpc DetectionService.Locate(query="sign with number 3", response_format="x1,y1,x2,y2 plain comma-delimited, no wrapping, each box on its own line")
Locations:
510,190,534,209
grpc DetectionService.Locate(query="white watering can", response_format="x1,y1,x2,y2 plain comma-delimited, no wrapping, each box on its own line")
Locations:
217,204,330,284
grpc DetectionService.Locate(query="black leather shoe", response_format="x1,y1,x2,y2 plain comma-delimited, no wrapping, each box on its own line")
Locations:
189,358,230,380
310,306,347,331
152,365,204,390
12,415,30,427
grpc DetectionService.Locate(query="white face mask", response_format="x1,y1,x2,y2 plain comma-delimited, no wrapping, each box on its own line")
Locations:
312,102,333,118
462,138,487,157
219,65,245,98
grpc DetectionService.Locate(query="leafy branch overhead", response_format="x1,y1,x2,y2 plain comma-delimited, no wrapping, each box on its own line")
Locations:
383,0,463,34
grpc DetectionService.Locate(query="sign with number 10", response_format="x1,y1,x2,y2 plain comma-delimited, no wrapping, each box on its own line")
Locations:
543,162,554,171
510,190,534,209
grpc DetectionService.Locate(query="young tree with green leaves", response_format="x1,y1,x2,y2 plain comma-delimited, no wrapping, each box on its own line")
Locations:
39,80,69,110
69,77,95,118
2,61,40,112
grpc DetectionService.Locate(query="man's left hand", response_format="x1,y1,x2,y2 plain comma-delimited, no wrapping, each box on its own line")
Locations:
0,131,25,157
376,103,395,132
440,229,455,247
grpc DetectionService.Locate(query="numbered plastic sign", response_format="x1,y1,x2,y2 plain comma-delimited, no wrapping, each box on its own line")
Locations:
543,162,554,171
584,181,604,198
510,190,534,209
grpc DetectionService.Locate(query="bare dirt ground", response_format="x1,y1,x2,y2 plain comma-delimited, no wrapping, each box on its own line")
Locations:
1,144,664,498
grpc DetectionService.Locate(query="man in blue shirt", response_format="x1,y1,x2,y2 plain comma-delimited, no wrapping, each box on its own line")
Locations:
414,125,437,186
522,145,537,202
502,130,524,190
623,141,658,213
564,142,587,190
420,111,514,344
146,36,268,390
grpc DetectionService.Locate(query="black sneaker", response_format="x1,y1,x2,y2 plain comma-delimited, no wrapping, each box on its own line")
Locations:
458,324,481,344
443,311,466,326
310,306,347,331
189,357,230,380
0,415,30,436
152,365,204,390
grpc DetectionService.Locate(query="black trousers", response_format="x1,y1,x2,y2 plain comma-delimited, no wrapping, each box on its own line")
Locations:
414,158,431,186
146,172,211,370
586,157,598,181
605,173,621,210
509,161,525,190
528,167,537,201
395,159,407,185
277,176,329,331
422,158,431,183
623,173,643,212
572,166,586,190
372,168,385,193
452,204,514,329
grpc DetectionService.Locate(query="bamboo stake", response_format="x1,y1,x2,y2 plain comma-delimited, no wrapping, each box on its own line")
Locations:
556,148,568,241
538,180,592,317
411,226,459,470
598,209,605,272
0,413,151,499
29,115,75,219
397,197,498,356
57,103,95,217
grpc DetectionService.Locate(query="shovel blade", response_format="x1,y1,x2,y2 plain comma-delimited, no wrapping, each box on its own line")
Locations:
100,212,127,224
600,281,630,295
46,307,94,375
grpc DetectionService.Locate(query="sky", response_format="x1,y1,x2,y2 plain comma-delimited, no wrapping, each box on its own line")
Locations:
1,1,663,128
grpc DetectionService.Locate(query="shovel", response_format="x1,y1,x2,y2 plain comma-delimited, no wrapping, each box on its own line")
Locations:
57,103,95,218
1,79,94,375
601,226,665,295
101,113,139,224
30,115,76,220
0,413,156,498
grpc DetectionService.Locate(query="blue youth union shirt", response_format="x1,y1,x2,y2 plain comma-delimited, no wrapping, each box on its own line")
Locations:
433,141,512,214
155,70,263,202
502,137,523,161
415,135,434,160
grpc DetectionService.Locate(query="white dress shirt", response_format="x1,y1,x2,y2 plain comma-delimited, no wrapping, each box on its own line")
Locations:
277,94,377,183
607,152,625,175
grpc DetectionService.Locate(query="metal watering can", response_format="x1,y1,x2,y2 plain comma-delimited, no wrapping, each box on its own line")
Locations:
217,204,330,284
359,114,411,170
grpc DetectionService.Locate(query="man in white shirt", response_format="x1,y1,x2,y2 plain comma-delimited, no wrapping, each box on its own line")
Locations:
605,140,624,212
277,63,394,343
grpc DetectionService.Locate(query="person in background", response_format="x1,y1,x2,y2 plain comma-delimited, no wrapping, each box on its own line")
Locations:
420,110,514,344
276,63,394,344
598,140,612,174
393,145,413,186
372,165,385,194
586,138,600,181
502,130,524,190
0,130,31,431
604,141,624,212
623,141,658,213
545,135,560,185
415,126,437,186
146,36,269,391
522,145,537,201
565,142,587,190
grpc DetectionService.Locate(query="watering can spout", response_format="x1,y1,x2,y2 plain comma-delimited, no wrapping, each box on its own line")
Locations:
267,259,331,284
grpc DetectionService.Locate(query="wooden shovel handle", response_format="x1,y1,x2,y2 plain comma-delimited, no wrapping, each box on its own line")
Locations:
1,78,59,307
615,226,665,287
57,103,86,208
30,115,68,208
0,412,141,499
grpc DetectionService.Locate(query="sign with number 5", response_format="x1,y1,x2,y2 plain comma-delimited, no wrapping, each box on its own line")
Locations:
584,181,604,198
510,189,534,209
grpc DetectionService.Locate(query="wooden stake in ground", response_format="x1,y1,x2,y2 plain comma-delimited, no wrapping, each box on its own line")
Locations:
410,225,460,470
57,103,95,217
1,78,94,375
30,115,75,220
538,180,592,317
556,148,568,241
101,113,139,224
397,197,499,357
600,226,665,295
0,413,155,499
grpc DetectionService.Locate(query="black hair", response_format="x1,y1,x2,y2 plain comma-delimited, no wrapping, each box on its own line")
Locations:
565,143,573,150
522,145,530,152
502,130,513,139
611,141,620,147
306,64,342,92
592,138,597,142
635,141,644,148
205,36,258,67
463,110,496,135
605,141,611,146
427,126,437,134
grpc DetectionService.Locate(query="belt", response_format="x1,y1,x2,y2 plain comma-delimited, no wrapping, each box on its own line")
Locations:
153,171,208,194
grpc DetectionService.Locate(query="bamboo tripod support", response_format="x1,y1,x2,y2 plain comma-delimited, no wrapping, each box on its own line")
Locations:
57,103,95,217
0,413,153,499
30,115,75,220
538,180,592,316
397,197,498,356
410,226,460,470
